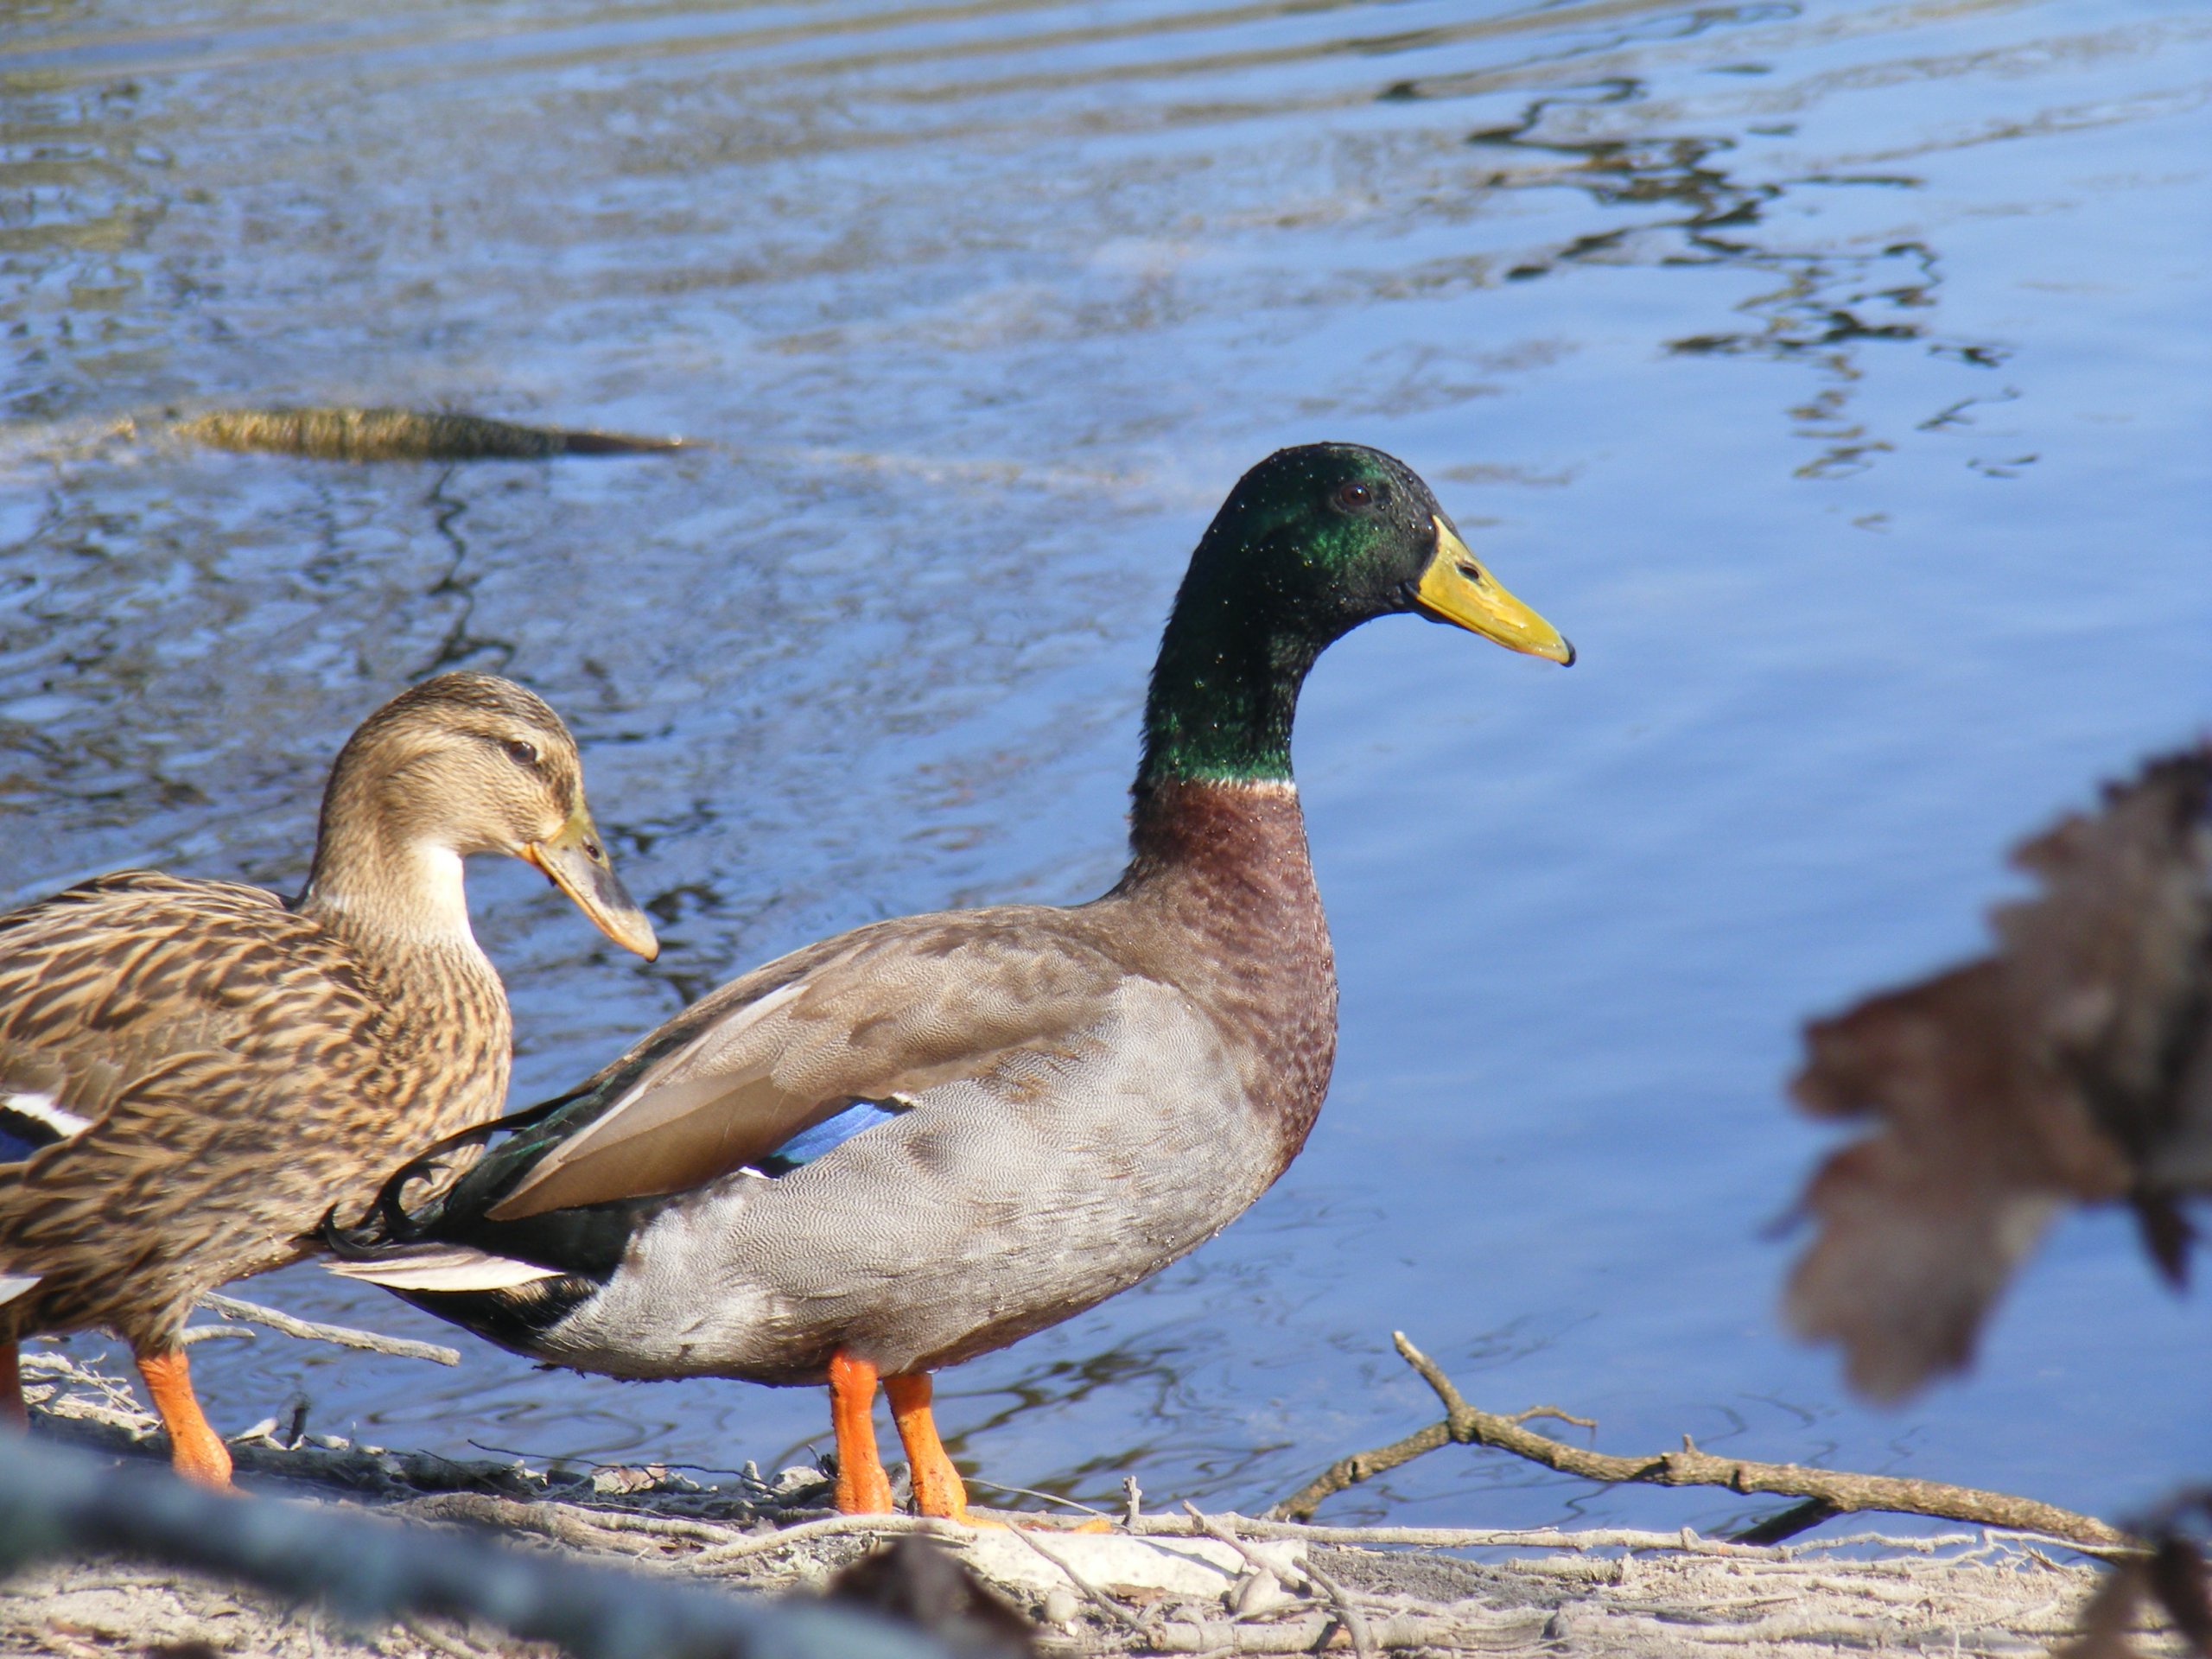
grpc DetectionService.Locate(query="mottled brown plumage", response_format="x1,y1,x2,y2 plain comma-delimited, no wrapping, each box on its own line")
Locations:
0,671,656,1484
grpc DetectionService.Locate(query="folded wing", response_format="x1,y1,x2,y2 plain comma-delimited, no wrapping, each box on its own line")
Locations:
485,910,1134,1221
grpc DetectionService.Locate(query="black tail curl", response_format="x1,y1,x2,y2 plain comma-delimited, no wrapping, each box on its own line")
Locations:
320,1092,575,1258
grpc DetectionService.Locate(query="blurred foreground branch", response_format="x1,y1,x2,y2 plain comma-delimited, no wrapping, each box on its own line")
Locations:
1268,1331,2132,1551
0,1433,945,1659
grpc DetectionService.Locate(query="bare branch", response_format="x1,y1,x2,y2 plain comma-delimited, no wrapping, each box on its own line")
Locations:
1266,1331,2133,1551
1003,1524,1154,1637
199,1293,461,1365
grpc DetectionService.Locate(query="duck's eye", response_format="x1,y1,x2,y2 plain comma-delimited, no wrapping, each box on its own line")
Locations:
1332,480,1374,512
583,839,605,864
504,739,539,767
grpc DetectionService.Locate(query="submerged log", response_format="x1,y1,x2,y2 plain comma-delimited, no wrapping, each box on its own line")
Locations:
175,407,686,462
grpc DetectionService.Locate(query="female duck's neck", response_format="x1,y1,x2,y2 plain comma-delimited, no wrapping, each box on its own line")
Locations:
298,821,481,954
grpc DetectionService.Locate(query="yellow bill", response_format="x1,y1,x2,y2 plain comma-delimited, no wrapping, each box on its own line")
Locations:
523,807,660,960
1414,517,1575,665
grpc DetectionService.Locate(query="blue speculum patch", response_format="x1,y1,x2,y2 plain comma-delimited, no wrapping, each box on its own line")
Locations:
753,1099,906,1176
0,1101,76,1164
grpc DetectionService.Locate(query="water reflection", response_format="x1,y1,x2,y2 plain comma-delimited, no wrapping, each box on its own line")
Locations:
420,469,521,678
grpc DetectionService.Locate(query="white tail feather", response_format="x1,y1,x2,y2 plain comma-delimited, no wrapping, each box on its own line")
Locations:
2,1090,93,1142
0,1274,40,1308
326,1248,561,1293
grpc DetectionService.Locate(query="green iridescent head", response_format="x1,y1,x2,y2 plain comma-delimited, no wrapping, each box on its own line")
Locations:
1138,442,1573,788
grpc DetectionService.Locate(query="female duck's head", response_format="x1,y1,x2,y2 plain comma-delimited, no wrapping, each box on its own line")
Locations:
1141,443,1573,788
303,672,658,957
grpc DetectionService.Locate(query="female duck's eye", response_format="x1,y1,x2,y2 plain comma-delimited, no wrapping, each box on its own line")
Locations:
504,739,539,767
1332,480,1374,512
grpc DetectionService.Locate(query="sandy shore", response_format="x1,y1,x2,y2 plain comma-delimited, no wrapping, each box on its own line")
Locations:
0,1353,2175,1658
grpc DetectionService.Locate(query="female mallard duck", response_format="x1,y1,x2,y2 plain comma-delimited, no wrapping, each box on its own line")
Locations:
0,672,658,1487
331,445,1572,1520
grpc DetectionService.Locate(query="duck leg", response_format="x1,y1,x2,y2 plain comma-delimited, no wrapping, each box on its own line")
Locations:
828,1348,893,1514
885,1372,970,1522
135,1346,232,1489
1,1340,23,1429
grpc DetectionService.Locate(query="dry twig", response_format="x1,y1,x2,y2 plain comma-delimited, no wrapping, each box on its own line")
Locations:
1177,1500,1376,1653
199,1292,462,1365
1004,1524,1155,1639
1267,1331,2132,1551
691,1514,970,1568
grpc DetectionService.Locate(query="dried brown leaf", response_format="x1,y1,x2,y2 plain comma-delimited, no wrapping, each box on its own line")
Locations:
823,1535,1039,1659
2057,1561,2152,1659
1788,747,2212,1399
2150,1535,2212,1656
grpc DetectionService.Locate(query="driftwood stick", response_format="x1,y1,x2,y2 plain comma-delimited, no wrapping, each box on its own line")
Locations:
1268,1331,2133,1552
1297,1554,1375,1658
690,1505,2107,1561
690,1513,970,1567
199,1292,461,1365
1005,1524,1154,1637
1179,1496,1386,1655
1179,1501,1295,1580
1146,1609,1544,1653
1731,1497,1845,1546
179,1324,257,1345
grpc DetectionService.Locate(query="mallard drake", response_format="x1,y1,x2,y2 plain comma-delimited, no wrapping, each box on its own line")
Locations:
0,671,658,1487
330,444,1573,1519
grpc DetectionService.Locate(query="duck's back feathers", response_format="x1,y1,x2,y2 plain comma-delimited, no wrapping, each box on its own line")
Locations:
0,873,361,1138
0,869,508,1347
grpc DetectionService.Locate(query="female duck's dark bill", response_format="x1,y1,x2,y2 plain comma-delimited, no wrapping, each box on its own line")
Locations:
522,806,660,959
1414,518,1576,667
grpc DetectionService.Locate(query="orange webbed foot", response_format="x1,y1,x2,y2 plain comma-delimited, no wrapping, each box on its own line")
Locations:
829,1349,894,1514
885,1371,1119,1530
136,1346,233,1490
886,1372,971,1521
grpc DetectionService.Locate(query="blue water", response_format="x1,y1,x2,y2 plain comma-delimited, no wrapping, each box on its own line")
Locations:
3,0,2209,1534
